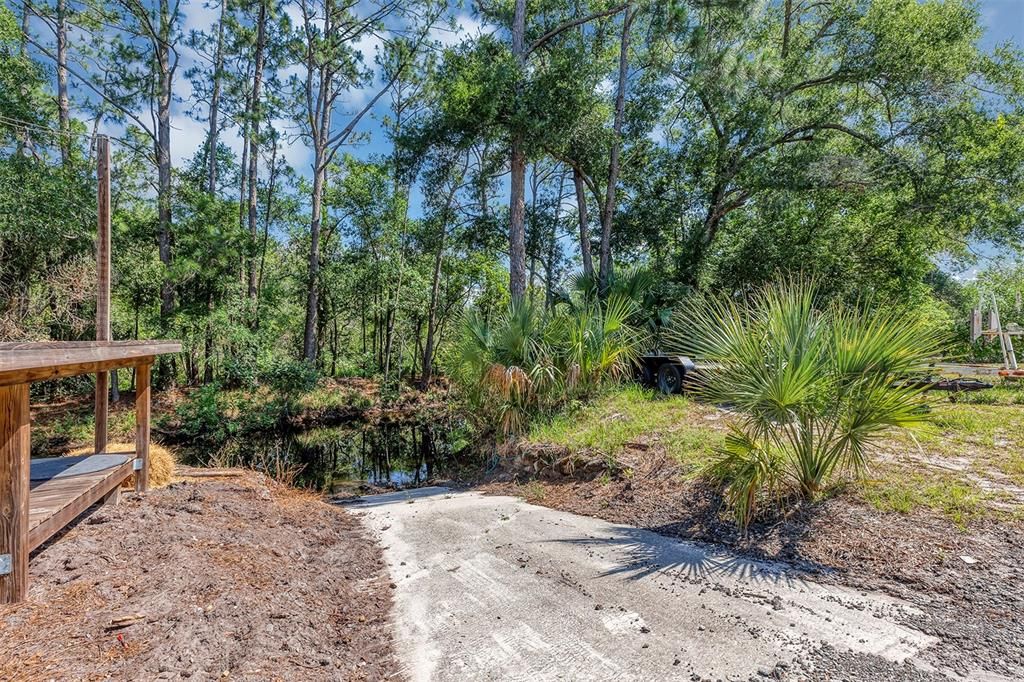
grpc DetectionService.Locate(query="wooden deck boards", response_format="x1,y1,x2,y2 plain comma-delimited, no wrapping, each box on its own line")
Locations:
27,455,135,552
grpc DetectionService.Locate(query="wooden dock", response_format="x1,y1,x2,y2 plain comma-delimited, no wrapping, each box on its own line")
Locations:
0,341,180,604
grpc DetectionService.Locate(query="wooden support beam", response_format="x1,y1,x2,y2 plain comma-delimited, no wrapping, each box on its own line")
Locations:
95,135,111,455
0,342,180,387
0,384,30,604
135,363,151,492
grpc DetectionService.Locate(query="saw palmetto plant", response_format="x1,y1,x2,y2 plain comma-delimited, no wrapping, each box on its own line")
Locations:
674,279,943,528
458,298,644,439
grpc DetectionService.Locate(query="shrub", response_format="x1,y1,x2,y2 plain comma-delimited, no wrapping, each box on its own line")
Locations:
170,383,232,444
221,355,259,389
673,278,942,528
260,358,319,395
458,298,644,439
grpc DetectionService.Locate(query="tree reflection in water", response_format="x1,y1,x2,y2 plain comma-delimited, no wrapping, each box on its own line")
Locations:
244,420,457,491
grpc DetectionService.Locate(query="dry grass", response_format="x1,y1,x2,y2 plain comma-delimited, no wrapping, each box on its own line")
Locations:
67,442,176,488
0,582,104,680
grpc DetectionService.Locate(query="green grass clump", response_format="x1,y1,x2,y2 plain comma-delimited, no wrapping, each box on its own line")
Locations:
527,385,722,471
862,472,987,527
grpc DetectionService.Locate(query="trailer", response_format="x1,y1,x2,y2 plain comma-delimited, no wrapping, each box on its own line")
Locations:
635,355,994,398
636,354,696,394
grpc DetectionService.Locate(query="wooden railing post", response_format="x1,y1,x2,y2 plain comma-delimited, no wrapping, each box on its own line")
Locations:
134,363,151,492
0,384,30,604
95,135,111,454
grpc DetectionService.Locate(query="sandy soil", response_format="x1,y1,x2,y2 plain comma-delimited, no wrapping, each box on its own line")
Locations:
0,470,397,681
352,487,942,682
481,451,1024,680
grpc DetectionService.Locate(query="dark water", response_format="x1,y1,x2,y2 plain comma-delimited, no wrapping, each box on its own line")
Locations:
235,418,466,493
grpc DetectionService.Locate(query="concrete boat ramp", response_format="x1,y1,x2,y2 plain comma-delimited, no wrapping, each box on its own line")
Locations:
348,487,945,681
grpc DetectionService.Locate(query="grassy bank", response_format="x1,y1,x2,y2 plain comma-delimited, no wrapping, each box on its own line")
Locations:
523,383,1024,526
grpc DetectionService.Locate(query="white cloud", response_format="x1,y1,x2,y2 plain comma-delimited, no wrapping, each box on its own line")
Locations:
430,13,485,48
182,0,222,36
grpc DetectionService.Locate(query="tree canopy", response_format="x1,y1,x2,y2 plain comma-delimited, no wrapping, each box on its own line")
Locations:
2,0,1022,384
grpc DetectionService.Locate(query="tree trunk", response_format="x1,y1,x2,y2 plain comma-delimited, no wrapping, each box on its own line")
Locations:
55,0,70,165
573,166,594,278
156,0,175,387
206,0,226,194
238,90,251,235
508,0,528,302
598,5,633,295
782,0,793,59
509,139,527,301
246,0,268,299
303,151,327,363
546,170,567,309
254,142,277,328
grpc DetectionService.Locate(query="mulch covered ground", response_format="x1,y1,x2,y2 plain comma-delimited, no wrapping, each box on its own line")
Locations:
481,450,1024,680
0,470,397,681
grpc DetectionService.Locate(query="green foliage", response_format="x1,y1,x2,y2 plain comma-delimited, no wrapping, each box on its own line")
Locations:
260,359,320,396
673,278,943,527
168,384,233,445
458,299,644,438
3,0,1024,454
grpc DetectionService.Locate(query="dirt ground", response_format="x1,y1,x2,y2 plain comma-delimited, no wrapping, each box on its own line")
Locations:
481,451,1024,680
0,470,397,681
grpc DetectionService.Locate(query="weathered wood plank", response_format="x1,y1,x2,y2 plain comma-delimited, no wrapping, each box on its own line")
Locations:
0,342,180,387
0,341,165,350
95,370,109,453
0,384,30,604
96,136,111,341
135,363,151,492
27,458,134,552
96,136,111,455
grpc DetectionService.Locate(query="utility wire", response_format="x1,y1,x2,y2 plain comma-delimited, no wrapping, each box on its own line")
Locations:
0,113,153,158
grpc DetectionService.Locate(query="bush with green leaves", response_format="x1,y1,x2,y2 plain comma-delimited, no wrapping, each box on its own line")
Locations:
260,359,320,396
458,298,644,438
167,383,233,445
221,355,259,390
673,279,942,528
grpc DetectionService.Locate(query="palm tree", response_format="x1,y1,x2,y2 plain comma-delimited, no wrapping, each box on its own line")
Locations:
673,279,942,527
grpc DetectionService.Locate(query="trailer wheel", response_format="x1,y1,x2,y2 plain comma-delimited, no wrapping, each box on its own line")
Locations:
657,363,683,395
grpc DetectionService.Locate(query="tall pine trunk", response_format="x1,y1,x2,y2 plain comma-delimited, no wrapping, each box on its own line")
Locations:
246,0,268,300
156,0,175,386
56,0,70,164
303,146,327,362
206,0,226,194
508,0,528,302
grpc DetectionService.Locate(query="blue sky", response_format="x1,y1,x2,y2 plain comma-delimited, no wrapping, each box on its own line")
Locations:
978,0,1024,50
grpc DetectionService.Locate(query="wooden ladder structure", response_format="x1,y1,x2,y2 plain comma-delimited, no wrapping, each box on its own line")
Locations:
971,293,1020,371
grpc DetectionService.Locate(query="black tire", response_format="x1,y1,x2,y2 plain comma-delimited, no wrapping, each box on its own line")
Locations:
656,363,683,395
639,362,654,387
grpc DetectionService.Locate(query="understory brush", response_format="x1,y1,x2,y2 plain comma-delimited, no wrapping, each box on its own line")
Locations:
457,297,644,439
163,361,369,444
